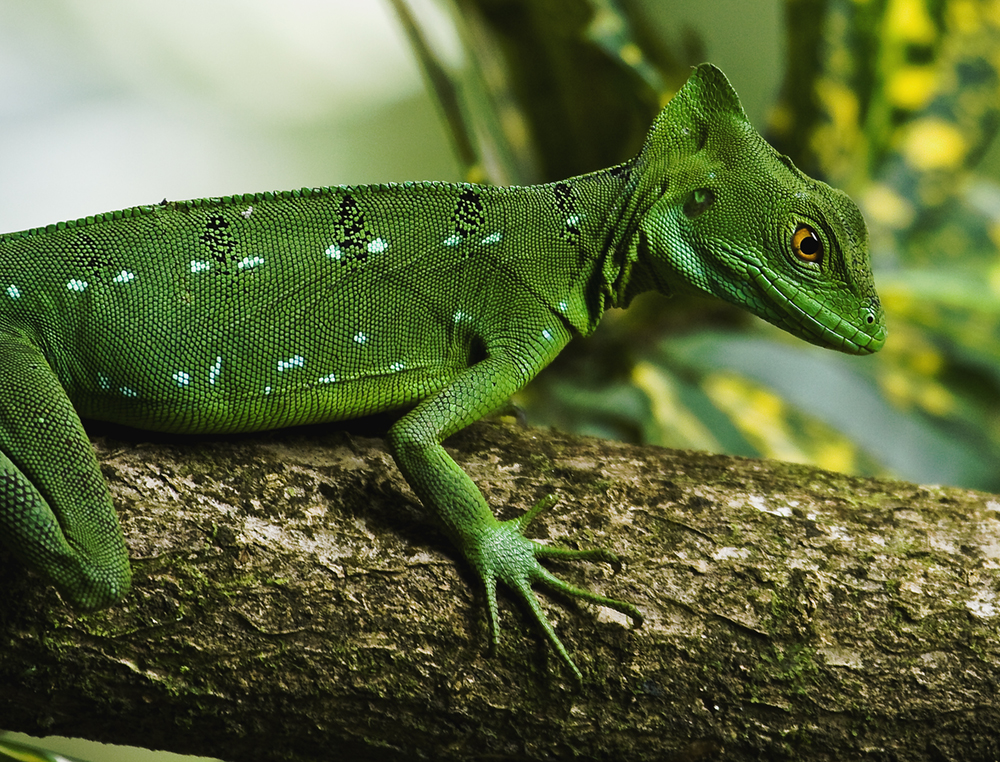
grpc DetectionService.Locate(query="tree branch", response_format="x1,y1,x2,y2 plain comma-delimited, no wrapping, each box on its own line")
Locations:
1,421,998,761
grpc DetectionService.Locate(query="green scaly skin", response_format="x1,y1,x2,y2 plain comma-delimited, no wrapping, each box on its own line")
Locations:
0,64,884,681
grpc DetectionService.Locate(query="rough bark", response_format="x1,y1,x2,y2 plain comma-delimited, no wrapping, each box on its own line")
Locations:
0,420,998,762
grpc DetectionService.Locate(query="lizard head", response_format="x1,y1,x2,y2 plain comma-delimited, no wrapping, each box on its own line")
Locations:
626,63,886,355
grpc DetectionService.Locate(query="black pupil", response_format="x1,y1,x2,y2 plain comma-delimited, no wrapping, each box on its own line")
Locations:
800,232,820,255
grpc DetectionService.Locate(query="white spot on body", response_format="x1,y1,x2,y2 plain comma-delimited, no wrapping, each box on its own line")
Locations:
318,373,337,384
557,301,568,313
325,244,343,261
67,279,88,292
566,214,580,227
389,361,405,372
242,206,253,219
367,237,388,254
190,260,211,274
480,232,502,245
209,356,223,385
120,387,137,398
237,256,264,270
172,371,191,386
443,233,462,247
542,328,553,341
113,270,135,284
353,332,367,344
277,355,305,372
5,285,20,299
97,373,110,390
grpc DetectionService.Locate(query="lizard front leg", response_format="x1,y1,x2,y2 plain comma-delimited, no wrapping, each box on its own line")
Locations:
387,321,642,681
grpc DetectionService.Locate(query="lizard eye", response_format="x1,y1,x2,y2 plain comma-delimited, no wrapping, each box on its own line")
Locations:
791,224,822,263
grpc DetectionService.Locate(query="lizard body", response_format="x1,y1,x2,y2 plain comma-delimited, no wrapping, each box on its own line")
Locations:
0,65,884,680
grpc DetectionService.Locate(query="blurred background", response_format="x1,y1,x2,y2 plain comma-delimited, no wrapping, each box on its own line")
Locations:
1,0,999,759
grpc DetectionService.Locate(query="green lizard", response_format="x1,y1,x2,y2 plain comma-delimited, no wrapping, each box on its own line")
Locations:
0,64,884,681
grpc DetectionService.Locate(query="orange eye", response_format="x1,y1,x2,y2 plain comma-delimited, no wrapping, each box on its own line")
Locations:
791,225,822,263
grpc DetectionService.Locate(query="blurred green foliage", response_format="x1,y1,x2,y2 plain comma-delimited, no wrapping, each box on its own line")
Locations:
0,734,90,762
399,0,1000,490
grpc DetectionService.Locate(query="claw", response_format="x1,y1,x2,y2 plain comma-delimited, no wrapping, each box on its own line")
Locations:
512,493,559,530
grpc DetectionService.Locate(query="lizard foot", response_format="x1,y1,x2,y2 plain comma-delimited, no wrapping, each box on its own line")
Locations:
469,494,643,682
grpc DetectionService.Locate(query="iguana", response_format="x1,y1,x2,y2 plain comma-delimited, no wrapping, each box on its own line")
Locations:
0,64,884,681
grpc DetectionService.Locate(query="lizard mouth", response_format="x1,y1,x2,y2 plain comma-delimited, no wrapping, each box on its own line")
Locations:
755,268,886,356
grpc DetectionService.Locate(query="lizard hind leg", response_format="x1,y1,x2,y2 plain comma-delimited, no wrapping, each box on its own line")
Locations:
0,338,131,610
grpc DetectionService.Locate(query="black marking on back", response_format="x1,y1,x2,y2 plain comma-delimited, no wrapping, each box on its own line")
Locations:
201,214,236,266
444,188,485,259
552,182,581,244
66,232,111,271
332,194,370,264
608,163,632,181
453,188,485,238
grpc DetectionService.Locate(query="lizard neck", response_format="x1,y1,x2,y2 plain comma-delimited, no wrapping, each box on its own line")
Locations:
549,159,645,335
